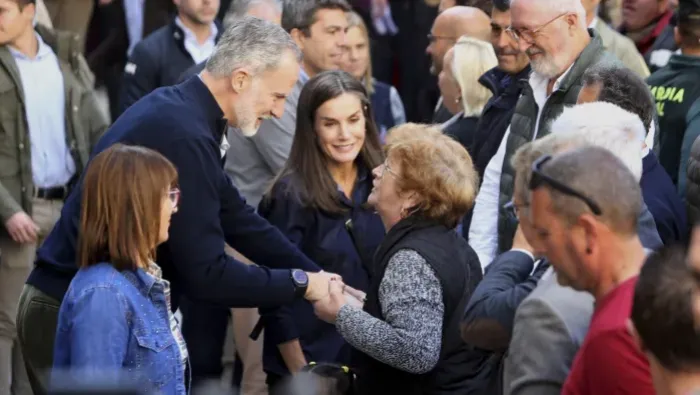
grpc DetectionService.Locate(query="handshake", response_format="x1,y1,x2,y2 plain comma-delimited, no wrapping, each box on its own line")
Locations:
304,272,366,324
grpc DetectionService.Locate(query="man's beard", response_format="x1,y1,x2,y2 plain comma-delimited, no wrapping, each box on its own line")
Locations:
527,48,565,79
235,92,260,137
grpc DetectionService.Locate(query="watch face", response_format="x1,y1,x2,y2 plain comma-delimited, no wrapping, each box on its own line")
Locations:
292,270,309,285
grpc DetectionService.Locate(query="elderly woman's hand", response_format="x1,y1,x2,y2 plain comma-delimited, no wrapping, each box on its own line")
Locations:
313,280,348,324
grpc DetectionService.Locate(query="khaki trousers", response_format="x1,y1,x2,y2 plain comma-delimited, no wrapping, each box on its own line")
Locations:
0,198,62,395
224,246,268,395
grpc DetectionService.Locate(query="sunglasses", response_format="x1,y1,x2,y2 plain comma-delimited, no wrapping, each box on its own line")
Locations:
168,188,180,209
529,155,602,216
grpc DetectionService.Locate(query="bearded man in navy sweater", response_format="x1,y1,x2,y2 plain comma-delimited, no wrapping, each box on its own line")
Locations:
15,17,335,394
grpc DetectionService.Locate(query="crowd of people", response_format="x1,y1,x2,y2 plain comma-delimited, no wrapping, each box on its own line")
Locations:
1,0,700,394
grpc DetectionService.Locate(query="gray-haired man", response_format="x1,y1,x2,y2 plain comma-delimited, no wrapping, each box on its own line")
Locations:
17,17,337,394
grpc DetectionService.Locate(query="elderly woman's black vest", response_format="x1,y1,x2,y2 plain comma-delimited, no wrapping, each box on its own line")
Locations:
352,216,483,394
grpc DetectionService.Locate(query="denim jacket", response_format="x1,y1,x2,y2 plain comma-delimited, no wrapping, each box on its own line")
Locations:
52,262,188,394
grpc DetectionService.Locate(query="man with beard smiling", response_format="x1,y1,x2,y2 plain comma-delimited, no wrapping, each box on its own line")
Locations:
469,0,531,182
468,0,623,268
225,0,351,210
17,17,339,394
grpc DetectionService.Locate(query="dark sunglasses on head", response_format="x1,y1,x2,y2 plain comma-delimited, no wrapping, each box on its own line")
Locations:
529,155,603,216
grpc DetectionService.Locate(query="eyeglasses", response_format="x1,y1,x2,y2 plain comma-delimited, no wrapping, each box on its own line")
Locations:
427,33,456,43
506,12,569,44
529,155,602,215
380,161,400,179
503,199,528,223
168,188,180,209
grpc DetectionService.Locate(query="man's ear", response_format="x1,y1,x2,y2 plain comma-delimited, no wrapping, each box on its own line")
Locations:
576,214,599,255
674,26,682,47
565,13,579,33
230,69,252,93
289,28,306,50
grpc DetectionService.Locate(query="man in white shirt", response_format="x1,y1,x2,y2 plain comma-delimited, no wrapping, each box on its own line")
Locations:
468,0,622,268
0,1,107,393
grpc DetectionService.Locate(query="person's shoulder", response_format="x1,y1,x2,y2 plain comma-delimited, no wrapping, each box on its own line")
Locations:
372,79,392,93
139,23,174,47
67,264,128,301
523,275,594,330
262,174,307,209
115,88,206,140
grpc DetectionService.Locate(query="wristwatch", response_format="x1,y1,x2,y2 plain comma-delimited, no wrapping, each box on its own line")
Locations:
290,269,309,298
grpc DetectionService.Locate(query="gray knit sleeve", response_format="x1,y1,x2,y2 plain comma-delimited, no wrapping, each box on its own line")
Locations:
335,249,444,374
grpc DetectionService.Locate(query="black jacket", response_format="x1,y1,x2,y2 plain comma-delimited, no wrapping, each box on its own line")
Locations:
443,114,479,157
29,77,319,308
471,65,531,182
119,19,222,115
353,215,485,394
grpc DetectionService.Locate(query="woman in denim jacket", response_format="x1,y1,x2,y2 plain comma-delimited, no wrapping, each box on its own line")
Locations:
51,144,187,394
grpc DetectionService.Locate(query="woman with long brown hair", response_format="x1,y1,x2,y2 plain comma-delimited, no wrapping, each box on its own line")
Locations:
257,70,385,393
51,144,186,394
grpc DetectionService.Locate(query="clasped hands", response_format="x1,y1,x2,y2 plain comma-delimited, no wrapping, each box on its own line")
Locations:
305,272,366,324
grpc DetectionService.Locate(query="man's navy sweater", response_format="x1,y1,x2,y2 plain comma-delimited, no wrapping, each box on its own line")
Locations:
27,77,320,309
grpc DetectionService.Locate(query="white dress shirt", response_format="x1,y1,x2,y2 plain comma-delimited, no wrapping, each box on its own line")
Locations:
9,34,75,189
124,0,145,56
175,17,218,64
469,65,574,270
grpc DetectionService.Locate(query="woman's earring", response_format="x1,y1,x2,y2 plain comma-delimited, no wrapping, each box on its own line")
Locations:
455,97,462,104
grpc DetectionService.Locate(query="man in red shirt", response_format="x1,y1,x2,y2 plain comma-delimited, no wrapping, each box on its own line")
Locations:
529,146,655,395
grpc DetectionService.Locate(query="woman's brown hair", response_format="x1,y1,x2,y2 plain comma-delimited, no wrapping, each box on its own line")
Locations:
78,144,178,271
266,70,384,215
385,123,479,229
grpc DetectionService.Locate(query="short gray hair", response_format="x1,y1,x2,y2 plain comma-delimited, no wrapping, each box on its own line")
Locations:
550,102,645,181
206,16,301,77
511,134,571,211
223,0,282,28
539,146,642,235
511,0,586,28
281,0,350,33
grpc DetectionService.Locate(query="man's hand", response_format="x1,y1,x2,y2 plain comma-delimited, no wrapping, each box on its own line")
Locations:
304,271,341,301
313,280,347,324
343,285,366,304
5,212,39,244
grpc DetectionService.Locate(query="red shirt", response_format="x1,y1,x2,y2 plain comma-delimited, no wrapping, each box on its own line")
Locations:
562,276,654,395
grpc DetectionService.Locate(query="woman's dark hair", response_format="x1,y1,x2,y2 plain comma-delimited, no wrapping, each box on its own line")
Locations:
267,70,383,215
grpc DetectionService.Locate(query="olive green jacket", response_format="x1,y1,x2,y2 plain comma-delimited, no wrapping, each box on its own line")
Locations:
0,25,108,225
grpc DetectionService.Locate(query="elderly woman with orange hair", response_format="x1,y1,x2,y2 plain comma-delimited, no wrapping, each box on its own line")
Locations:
314,123,484,394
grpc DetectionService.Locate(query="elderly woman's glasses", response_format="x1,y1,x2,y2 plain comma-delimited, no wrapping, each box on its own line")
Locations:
506,12,569,44
380,161,400,179
529,155,602,215
168,188,180,209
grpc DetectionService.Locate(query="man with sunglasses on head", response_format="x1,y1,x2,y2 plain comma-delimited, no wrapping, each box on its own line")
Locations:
468,0,624,269
528,146,655,395
476,102,662,395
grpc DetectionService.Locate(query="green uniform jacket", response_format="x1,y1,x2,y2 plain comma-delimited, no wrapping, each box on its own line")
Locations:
647,54,700,195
